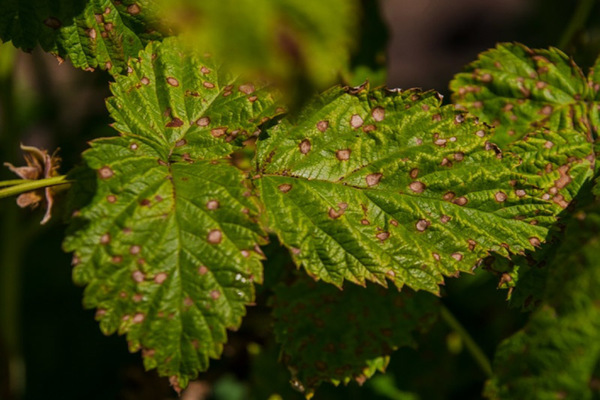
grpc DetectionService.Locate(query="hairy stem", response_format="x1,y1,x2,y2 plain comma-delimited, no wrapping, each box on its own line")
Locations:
0,176,70,200
558,0,595,50
440,305,493,378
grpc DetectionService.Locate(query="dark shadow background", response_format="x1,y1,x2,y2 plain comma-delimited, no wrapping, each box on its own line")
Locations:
0,0,599,399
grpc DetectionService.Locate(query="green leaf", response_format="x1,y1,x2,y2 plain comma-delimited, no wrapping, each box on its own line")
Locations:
161,0,359,90
0,0,166,72
270,277,438,395
485,202,600,400
450,43,595,147
256,86,594,293
63,38,281,390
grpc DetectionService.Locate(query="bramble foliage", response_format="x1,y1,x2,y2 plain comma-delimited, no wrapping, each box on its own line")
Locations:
2,1,600,398
0,0,166,72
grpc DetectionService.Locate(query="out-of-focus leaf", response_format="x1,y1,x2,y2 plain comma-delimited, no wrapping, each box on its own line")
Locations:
270,277,438,396
63,38,282,390
161,0,359,91
0,0,166,72
256,85,594,293
485,202,600,400
450,43,596,147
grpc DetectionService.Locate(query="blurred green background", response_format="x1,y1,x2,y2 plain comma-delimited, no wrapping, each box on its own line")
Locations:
0,0,599,399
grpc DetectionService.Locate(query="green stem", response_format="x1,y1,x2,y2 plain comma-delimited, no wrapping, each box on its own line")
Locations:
0,179,32,188
0,176,70,199
558,0,595,50
440,305,493,378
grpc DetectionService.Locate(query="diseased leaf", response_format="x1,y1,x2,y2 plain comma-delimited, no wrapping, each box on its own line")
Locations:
161,0,359,90
485,202,600,400
450,43,595,146
0,0,166,72
63,38,281,390
256,86,594,293
270,277,438,395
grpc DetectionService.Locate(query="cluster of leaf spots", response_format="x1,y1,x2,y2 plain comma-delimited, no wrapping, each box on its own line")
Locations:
256,85,594,294
159,0,359,90
0,0,166,72
451,43,600,147
63,38,282,391
484,200,600,400
269,277,438,396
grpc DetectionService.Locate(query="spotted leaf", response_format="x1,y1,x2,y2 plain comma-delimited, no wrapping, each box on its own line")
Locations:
256,86,594,293
63,38,281,390
0,0,166,72
485,202,600,400
450,43,597,147
270,277,438,396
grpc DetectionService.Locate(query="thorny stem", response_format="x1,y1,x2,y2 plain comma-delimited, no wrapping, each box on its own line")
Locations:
558,0,596,50
440,305,493,379
0,175,70,200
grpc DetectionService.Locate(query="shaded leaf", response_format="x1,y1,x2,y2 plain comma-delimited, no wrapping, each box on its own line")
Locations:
63,38,281,389
270,277,438,395
0,0,166,72
485,202,600,400
450,43,595,146
256,86,594,293
161,0,359,91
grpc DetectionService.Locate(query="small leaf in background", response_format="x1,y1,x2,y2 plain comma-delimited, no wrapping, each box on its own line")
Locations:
63,37,282,390
256,85,593,293
270,276,438,396
0,0,167,72
450,43,597,147
159,0,359,95
485,201,600,400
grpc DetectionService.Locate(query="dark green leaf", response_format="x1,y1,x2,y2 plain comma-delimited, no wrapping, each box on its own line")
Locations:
485,202,600,400
270,277,438,395
63,38,281,390
0,0,166,72
256,86,594,293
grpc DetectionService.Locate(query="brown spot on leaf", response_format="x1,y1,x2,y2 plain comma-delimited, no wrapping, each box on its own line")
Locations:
239,84,255,94
130,245,141,255
278,183,292,193
443,192,455,201
495,191,507,202
453,197,468,206
207,200,219,210
133,313,145,323
166,118,183,128
207,229,222,244
416,219,430,232
409,181,426,193
154,273,168,284
107,195,117,203
98,166,113,179
328,207,344,219
350,114,364,128
440,215,451,224
336,149,351,161
540,105,553,115
132,270,145,282
198,265,208,275
451,253,463,261
100,233,111,245
376,231,390,242
127,4,141,15
203,82,215,89
529,237,541,247
166,77,179,87
366,173,382,187
197,117,210,126
44,17,62,29
211,128,227,137
299,139,311,154
317,120,329,132
360,219,370,225
555,165,572,189
175,139,187,147
210,290,221,300
371,107,385,122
